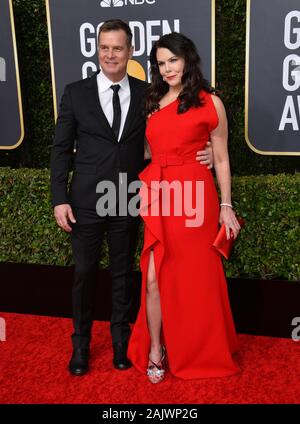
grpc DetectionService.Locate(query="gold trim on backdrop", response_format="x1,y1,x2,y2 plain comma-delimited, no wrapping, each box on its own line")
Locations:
245,0,299,156
0,0,25,150
45,0,58,121
211,0,216,87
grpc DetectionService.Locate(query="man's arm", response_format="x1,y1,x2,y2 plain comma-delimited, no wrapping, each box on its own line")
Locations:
50,85,77,232
195,141,213,169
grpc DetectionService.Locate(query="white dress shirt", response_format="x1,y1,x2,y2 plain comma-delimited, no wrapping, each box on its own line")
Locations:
97,71,130,142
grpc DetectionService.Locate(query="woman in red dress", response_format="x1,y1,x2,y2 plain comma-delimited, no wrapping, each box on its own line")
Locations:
127,32,241,382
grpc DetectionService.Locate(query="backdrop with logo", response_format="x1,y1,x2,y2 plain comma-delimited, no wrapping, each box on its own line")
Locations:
246,0,300,155
0,0,24,149
46,0,215,119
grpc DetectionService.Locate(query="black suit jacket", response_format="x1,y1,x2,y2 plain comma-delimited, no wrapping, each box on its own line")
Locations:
50,71,148,214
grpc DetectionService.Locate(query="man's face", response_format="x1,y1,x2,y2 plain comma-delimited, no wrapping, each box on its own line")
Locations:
98,30,133,82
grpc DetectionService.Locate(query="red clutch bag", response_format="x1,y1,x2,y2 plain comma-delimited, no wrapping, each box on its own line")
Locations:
213,217,245,260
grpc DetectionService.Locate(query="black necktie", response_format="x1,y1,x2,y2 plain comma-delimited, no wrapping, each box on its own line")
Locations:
110,84,121,140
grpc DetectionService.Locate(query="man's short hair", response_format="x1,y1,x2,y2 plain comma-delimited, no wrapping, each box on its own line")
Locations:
98,19,132,47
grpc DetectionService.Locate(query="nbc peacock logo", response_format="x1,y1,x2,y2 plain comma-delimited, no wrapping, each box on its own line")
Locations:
100,0,156,7
100,0,124,7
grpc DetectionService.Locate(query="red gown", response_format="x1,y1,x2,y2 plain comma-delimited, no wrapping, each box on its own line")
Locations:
128,90,239,380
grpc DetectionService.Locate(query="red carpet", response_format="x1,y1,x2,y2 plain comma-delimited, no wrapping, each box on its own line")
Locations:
0,312,299,404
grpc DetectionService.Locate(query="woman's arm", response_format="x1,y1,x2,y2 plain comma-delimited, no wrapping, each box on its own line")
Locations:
210,94,241,239
144,138,152,160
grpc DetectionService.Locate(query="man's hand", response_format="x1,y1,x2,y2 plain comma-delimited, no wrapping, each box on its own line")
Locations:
54,204,76,232
195,141,213,169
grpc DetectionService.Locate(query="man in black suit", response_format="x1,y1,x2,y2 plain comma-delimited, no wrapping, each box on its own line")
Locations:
50,19,212,376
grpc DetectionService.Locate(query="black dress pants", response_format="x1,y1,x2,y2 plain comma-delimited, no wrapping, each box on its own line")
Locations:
70,214,139,349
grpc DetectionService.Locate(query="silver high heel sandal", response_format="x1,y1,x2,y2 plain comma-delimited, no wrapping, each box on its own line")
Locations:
147,346,166,384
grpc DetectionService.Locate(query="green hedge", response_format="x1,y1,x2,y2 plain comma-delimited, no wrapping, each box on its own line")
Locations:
0,168,299,280
0,0,299,175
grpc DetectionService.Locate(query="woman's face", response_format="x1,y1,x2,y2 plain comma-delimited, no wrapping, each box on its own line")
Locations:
156,47,185,90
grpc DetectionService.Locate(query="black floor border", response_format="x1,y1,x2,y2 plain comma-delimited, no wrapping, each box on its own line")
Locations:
0,262,299,338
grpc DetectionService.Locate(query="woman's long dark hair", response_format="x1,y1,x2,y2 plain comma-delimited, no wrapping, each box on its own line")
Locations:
145,32,215,116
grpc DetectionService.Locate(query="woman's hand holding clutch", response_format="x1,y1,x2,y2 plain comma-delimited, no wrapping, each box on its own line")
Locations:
214,207,245,259
219,205,241,240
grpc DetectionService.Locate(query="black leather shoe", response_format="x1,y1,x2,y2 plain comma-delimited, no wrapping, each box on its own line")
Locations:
69,348,89,376
113,342,132,370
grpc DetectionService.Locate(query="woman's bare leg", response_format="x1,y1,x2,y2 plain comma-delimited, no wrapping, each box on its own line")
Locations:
146,250,163,364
